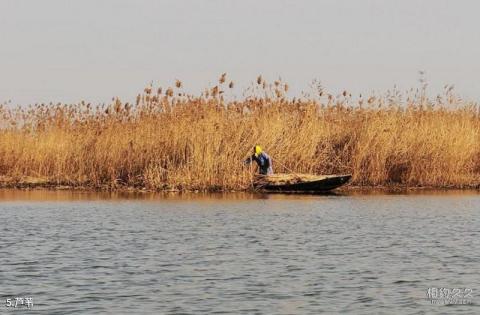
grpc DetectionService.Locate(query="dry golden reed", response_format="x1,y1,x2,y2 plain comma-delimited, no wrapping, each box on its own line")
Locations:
0,77,479,191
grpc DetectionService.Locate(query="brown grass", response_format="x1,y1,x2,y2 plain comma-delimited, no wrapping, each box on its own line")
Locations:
0,77,479,191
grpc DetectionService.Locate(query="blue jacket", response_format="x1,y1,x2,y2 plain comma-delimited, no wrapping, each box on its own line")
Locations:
245,152,273,175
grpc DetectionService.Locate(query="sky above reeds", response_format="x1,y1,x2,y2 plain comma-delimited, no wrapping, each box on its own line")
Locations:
1,0,479,104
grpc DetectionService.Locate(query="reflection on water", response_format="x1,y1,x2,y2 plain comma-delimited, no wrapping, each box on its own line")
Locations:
1,188,479,202
1,189,479,314
0,189,270,202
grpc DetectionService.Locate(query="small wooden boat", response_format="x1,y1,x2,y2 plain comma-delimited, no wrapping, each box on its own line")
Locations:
253,173,351,193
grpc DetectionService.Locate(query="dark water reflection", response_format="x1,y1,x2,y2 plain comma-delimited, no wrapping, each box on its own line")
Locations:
1,189,479,314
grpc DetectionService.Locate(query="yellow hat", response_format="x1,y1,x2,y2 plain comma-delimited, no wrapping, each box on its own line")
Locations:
254,145,262,156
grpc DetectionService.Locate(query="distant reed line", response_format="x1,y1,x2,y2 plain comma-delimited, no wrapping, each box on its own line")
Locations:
0,76,479,191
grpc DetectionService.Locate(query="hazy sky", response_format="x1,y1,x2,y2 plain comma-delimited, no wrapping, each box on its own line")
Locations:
1,0,479,104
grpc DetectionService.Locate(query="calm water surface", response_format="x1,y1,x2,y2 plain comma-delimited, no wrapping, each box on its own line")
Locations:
1,190,479,314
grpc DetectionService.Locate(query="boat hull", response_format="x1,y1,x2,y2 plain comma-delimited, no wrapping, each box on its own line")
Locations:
254,174,352,193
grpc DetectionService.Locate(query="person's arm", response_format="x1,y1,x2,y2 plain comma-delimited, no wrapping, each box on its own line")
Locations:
267,155,273,174
244,154,254,165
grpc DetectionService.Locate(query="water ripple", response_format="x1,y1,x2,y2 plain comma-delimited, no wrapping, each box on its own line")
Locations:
1,192,479,314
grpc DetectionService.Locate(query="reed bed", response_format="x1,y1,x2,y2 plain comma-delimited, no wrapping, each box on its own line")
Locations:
0,76,479,191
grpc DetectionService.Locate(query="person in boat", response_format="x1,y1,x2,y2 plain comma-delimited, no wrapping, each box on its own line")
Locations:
244,145,273,175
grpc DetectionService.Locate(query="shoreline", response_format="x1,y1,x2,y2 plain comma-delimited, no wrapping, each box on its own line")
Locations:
1,179,479,194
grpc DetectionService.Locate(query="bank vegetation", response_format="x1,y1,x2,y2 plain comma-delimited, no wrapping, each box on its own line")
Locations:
1,75,479,191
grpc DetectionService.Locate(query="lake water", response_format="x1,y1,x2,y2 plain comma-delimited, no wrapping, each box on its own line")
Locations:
1,189,479,314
